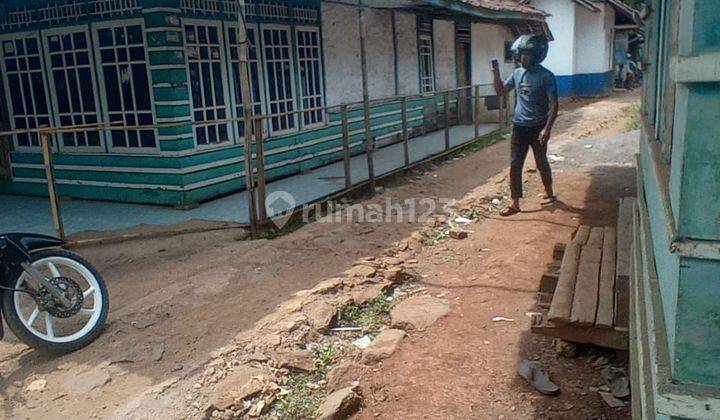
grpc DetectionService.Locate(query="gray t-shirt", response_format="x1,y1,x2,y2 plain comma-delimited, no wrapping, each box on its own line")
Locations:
504,65,557,127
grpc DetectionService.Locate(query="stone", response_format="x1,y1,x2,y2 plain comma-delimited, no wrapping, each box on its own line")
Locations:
208,365,266,410
345,265,377,278
310,277,345,294
61,366,112,395
351,283,389,305
390,295,451,330
273,350,316,372
362,329,406,364
303,299,337,332
26,379,47,392
383,267,404,283
317,386,362,420
449,228,468,240
326,363,368,392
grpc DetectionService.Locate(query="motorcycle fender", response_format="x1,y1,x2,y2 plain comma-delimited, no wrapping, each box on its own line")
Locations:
3,233,65,252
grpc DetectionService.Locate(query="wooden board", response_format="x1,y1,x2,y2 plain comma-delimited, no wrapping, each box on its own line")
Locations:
596,227,617,328
540,272,559,294
570,227,604,326
615,198,635,328
553,243,566,261
531,322,628,350
548,241,581,324
573,225,592,245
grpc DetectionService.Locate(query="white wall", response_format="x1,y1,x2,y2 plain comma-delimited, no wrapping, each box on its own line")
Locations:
471,22,515,93
532,0,576,76
395,11,420,95
574,2,613,74
322,3,362,106
364,9,396,100
433,19,456,91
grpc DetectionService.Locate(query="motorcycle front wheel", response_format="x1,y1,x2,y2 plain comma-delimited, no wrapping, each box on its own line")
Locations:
1,249,109,354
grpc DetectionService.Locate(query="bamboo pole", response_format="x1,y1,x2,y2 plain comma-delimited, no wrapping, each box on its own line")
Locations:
473,85,480,138
358,1,375,190
341,105,352,188
236,1,259,236
444,91,450,150
401,97,409,166
256,119,267,222
40,133,64,240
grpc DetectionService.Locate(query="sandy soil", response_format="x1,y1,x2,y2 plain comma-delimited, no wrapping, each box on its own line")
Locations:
0,91,639,419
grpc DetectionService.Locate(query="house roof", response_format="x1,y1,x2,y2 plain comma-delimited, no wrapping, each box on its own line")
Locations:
456,0,546,20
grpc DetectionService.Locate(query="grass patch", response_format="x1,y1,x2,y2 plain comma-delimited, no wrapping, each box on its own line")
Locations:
268,375,322,420
336,294,393,333
422,227,449,245
624,103,641,131
314,344,338,373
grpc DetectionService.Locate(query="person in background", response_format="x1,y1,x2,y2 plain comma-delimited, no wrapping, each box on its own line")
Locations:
492,34,559,217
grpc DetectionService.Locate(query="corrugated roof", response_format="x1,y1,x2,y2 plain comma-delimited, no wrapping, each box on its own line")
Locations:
456,0,546,19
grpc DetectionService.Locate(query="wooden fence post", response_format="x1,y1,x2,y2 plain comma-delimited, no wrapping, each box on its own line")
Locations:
40,132,64,239
256,119,267,222
341,105,352,188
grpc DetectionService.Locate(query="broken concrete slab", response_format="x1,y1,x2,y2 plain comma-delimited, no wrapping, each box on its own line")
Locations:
345,265,377,278
317,385,362,420
273,349,316,372
302,298,337,332
362,329,406,364
390,295,451,330
326,363,368,392
351,282,390,306
310,277,345,294
208,365,266,410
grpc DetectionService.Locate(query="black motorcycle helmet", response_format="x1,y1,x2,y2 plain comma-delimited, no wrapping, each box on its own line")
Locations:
510,34,549,67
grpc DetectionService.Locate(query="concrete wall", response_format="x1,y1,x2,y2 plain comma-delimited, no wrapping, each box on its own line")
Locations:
470,22,515,121
395,11,420,95
322,2,362,106
433,19,456,91
364,8,396,100
575,3,613,75
532,0,576,77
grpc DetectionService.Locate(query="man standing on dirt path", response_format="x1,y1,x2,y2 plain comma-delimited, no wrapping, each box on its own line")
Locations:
492,34,558,217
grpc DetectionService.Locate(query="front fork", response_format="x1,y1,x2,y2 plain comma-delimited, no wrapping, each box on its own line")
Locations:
20,262,72,308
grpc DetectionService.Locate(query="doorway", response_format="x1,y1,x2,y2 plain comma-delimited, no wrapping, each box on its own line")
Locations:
455,25,472,124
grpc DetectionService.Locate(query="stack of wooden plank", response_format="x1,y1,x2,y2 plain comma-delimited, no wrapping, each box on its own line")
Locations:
531,198,636,350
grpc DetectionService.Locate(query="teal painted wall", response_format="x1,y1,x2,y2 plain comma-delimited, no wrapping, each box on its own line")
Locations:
674,257,720,387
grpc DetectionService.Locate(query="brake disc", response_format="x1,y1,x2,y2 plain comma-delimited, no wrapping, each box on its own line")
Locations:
37,277,84,318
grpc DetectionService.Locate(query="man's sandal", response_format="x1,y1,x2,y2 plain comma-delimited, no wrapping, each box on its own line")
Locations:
500,206,521,217
541,194,557,205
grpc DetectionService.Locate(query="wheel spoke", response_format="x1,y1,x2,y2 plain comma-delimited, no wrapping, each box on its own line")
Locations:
80,308,95,314
83,287,95,298
45,312,55,339
27,307,40,325
47,262,61,278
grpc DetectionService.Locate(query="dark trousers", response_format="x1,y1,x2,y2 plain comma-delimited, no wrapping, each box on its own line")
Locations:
510,124,553,199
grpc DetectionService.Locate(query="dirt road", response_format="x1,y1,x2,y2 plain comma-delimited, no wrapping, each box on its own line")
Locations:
0,91,639,419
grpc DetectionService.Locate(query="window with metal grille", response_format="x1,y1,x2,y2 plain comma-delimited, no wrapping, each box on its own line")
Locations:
97,24,156,150
185,23,230,146
0,36,51,148
296,27,324,127
261,27,296,133
46,29,101,149
228,25,263,137
419,33,435,93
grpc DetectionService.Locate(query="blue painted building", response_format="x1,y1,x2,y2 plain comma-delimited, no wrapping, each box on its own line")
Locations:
528,0,638,97
632,0,720,418
0,0,548,206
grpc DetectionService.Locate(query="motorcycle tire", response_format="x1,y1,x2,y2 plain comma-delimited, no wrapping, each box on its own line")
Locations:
1,249,109,354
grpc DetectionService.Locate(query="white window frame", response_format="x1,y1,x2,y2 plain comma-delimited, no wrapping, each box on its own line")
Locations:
225,22,266,141
93,18,159,154
42,24,104,153
419,33,435,94
294,25,325,129
183,18,233,150
259,24,298,136
0,30,52,152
